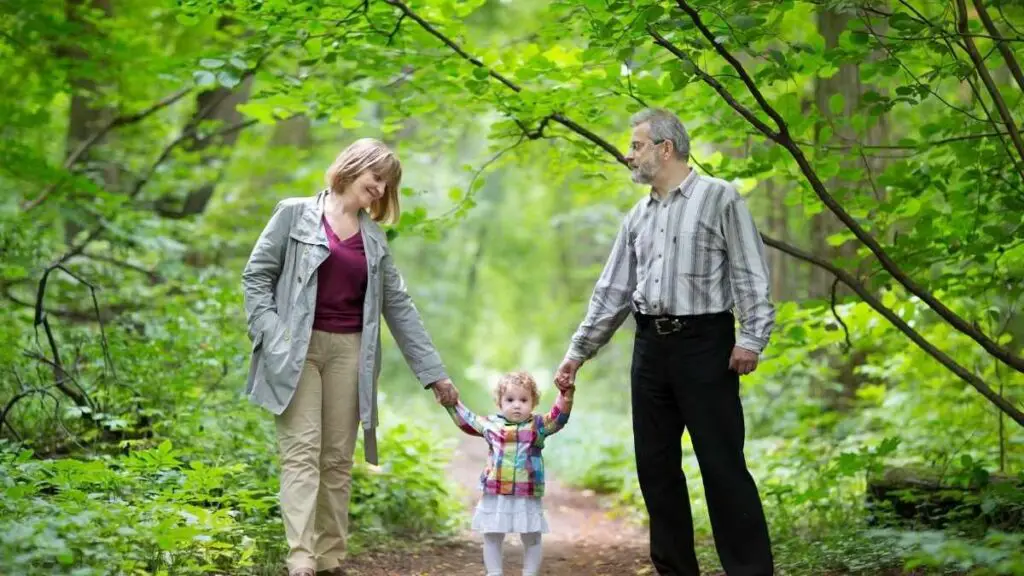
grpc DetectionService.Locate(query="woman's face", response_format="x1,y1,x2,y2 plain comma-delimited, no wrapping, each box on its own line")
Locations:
343,169,386,210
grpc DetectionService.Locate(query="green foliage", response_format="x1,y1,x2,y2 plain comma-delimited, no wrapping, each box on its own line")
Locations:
0,412,460,575
1,0,1023,574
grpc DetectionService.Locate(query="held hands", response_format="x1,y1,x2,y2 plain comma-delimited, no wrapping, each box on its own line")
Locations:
429,378,459,407
554,358,582,392
728,346,759,375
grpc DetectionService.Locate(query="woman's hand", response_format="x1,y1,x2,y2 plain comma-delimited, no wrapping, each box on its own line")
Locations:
429,378,459,407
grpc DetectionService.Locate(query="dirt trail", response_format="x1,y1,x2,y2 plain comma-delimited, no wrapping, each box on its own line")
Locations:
346,436,654,575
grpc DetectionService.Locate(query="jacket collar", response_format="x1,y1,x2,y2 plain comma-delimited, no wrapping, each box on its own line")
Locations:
291,189,387,248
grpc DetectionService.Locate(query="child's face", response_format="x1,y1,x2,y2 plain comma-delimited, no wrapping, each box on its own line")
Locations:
499,384,534,423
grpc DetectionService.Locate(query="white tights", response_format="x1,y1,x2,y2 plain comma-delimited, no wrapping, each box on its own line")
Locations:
482,532,542,576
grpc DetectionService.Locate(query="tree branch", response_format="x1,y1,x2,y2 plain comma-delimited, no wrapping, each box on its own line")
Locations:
972,0,1024,96
789,130,1012,151
831,277,853,351
760,233,1024,426
20,87,193,212
648,28,780,139
671,0,1024,375
388,0,1024,416
381,0,626,164
2,281,138,321
955,0,1024,169
74,252,164,283
52,104,259,266
33,264,116,386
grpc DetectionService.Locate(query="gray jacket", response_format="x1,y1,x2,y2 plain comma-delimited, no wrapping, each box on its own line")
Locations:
241,190,448,464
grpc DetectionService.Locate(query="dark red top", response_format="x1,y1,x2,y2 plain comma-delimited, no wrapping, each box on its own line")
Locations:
313,217,367,334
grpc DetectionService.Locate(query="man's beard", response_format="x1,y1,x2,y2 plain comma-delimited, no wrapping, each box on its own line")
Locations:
630,158,658,184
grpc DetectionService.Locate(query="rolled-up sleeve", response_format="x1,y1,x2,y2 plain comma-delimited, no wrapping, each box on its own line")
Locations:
566,219,636,362
720,196,775,354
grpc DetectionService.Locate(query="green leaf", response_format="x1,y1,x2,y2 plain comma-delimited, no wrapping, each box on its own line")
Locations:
729,15,760,30
643,5,665,21
829,93,845,116
200,58,225,69
670,67,691,89
766,49,786,67
175,12,199,26
817,64,839,79
902,197,922,217
826,232,849,246
890,12,922,31
543,45,580,66
192,70,216,87
677,59,697,75
217,70,241,88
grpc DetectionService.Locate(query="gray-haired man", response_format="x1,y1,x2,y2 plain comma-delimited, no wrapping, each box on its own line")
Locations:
555,108,775,576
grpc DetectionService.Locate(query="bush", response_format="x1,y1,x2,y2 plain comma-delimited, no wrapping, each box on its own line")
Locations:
0,410,461,576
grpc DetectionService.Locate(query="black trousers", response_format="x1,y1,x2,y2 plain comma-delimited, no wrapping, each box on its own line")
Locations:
631,311,773,576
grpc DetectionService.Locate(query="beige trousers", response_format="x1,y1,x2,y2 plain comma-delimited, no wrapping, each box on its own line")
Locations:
276,330,361,573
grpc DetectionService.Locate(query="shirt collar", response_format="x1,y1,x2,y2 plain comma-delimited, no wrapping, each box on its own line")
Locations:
645,169,698,206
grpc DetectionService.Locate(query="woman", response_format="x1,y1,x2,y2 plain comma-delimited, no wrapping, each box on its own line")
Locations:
241,138,459,576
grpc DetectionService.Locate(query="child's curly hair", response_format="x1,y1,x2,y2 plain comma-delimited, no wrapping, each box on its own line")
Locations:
494,371,540,408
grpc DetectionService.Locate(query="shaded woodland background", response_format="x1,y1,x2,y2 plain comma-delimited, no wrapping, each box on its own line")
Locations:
1,0,1023,574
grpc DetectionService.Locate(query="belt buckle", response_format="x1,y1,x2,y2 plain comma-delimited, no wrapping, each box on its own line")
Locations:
654,317,681,335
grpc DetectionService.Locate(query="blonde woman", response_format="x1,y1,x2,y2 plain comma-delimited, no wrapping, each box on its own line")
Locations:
242,138,459,576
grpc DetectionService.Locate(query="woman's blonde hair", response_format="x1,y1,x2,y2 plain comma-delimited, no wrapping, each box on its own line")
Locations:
325,138,402,224
494,371,540,408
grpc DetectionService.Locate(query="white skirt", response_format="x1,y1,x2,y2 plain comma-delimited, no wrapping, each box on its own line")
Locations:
471,494,549,534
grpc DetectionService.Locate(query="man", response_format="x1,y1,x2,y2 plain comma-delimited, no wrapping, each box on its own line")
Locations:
554,108,775,576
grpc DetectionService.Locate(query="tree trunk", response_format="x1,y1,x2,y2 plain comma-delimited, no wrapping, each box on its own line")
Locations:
62,0,115,243
866,466,1023,530
156,16,254,219
765,178,790,300
157,75,255,219
809,7,862,299
269,115,313,149
182,77,255,215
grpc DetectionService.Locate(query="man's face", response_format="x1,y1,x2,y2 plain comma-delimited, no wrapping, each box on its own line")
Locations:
625,123,664,185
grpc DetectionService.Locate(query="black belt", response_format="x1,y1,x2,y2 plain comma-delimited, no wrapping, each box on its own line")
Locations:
634,311,732,335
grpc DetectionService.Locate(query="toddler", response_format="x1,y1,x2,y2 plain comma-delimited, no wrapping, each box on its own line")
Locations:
446,371,575,576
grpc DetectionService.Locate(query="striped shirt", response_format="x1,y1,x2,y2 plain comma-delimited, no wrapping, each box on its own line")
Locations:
447,391,573,497
567,170,775,359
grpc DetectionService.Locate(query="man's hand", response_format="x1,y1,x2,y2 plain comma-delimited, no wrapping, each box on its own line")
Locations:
428,378,459,407
554,358,582,392
728,346,759,375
